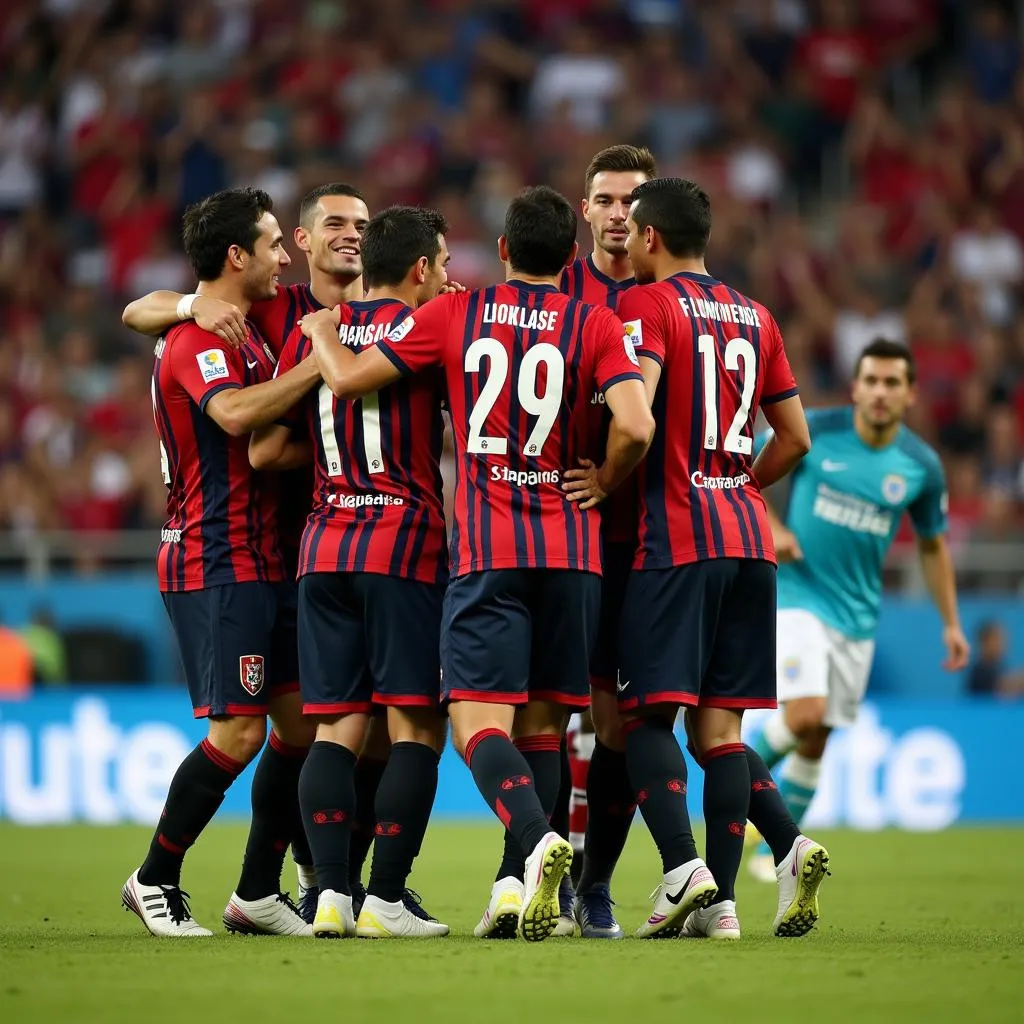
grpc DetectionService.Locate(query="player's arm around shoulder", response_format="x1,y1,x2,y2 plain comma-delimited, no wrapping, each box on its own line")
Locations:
123,290,248,347
249,425,311,471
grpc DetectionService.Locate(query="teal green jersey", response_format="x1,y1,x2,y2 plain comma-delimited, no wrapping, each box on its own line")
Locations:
765,407,947,640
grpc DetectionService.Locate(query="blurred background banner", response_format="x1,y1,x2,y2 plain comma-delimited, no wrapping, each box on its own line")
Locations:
0,691,1018,827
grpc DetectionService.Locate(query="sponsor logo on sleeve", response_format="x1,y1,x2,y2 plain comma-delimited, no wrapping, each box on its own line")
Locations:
197,349,230,383
622,319,642,365
386,316,415,344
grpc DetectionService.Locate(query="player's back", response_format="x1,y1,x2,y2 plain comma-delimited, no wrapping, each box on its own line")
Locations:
409,282,634,576
282,298,447,584
778,406,947,638
152,322,283,592
619,271,799,569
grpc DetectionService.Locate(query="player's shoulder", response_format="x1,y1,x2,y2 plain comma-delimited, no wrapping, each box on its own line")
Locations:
895,425,944,478
163,320,223,351
617,278,673,313
805,404,854,437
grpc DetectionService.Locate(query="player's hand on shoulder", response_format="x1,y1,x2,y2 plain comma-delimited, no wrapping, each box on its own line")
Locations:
299,305,342,338
438,280,466,294
562,458,607,510
193,296,248,348
942,625,970,673
772,525,803,562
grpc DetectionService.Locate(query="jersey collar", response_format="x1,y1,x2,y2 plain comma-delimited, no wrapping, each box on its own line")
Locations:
585,253,634,290
507,280,559,293
671,270,720,286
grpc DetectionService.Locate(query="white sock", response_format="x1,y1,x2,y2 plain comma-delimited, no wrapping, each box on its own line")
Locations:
296,863,317,891
761,712,799,760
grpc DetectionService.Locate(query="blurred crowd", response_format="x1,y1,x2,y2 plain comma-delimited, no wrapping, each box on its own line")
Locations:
1,0,1024,569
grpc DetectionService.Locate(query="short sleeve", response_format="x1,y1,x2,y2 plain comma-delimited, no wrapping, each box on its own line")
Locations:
908,458,948,539
375,294,452,377
761,316,799,405
588,305,645,393
616,286,666,365
168,324,244,412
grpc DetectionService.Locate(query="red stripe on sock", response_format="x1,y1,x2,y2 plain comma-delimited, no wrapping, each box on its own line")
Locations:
200,738,245,776
702,742,747,762
495,797,512,829
465,728,507,767
269,731,309,758
513,734,562,753
157,833,187,855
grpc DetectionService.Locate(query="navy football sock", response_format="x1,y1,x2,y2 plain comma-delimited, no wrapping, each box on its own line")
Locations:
236,732,308,901
139,739,243,887
745,744,800,865
367,742,440,903
466,730,552,858
549,736,571,840
299,741,357,895
624,717,698,873
578,740,634,895
703,743,750,903
349,755,387,890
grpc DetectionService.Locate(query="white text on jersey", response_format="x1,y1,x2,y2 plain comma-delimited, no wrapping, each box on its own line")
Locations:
339,322,391,348
482,304,560,332
678,297,762,328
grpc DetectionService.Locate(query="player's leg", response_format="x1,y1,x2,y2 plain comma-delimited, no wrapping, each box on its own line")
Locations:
617,564,716,938
444,570,566,943
349,709,390,910
358,577,448,938
566,710,592,877
295,572,372,938
122,585,272,937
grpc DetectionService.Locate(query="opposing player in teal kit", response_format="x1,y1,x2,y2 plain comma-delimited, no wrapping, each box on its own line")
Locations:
749,339,970,883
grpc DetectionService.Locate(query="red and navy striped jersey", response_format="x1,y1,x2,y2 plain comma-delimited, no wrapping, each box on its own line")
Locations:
151,321,284,592
561,254,638,544
251,283,323,578
618,271,798,569
376,282,644,577
277,298,447,584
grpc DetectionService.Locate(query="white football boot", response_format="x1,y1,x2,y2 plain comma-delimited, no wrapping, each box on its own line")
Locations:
681,899,742,940
223,892,312,936
356,894,449,937
311,888,356,938
473,877,525,938
636,858,718,938
121,870,212,938
519,832,573,942
773,835,830,937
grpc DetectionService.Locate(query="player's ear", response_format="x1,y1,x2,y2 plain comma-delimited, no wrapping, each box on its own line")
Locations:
565,241,579,268
294,225,312,254
497,235,509,264
644,225,657,252
415,255,429,284
226,244,246,272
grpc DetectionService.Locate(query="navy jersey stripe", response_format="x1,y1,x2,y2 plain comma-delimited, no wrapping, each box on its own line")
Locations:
462,289,486,571
555,298,581,567
190,403,233,585
152,354,187,585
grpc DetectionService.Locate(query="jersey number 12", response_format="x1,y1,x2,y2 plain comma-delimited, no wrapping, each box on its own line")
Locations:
697,334,756,455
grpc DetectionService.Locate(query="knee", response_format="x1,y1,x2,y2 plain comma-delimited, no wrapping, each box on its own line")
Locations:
796,729,829,761
388,707,446,752
784,698,828,737
593,711,626,752
210,716,267,764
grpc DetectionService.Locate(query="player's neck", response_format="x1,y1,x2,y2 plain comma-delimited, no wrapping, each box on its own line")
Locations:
655,257,710,282
309,268,363,309
364,283,419,308
506,267,561,288
197,281,251,316
853,409,901,449
589,247,633,283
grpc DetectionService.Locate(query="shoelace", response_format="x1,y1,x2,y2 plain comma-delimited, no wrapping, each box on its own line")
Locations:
401,888,435,921
160,886,194,925
579,887,617,929
297,886,320,925
275,891,303,917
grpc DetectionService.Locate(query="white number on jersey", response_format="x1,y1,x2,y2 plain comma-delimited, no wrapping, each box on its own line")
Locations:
464,338,564,456
151,377,171,485
318,382,385,477
697,334,757,455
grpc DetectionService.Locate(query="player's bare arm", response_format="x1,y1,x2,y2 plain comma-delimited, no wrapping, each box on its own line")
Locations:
765,499,803,562
916,533,970,671
205,356,321,438
123,290,248,347
249,423,313,471
304,308,402,400
752,395,811,488
564,376,653,510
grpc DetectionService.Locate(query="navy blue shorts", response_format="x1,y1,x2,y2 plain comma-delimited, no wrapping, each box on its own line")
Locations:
590,540,634,693
441,569,600,707
618,559,777,711
298,572,443,715
162,582,299,719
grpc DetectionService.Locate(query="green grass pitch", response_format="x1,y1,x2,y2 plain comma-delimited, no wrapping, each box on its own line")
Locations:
2,823,1023,1023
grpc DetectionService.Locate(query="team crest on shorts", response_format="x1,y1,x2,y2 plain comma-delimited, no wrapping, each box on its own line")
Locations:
782,656,801,681
881,473,907,505
239,655,265,696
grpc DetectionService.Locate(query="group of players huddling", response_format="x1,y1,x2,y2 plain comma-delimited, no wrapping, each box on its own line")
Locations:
119,143,968,944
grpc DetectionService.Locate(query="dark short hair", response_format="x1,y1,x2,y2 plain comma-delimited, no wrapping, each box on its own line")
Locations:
361,206,448,288
504,186,577,277
628,177,711,259
584,144,657,197
182,187,274,282
299,182,366,228
854,338,917,384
